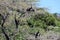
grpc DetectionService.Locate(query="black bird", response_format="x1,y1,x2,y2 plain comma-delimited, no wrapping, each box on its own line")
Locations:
35,31,40,38
26,6,35,12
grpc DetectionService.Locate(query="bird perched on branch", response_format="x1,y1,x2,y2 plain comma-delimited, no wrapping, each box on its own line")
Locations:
26,6,35,12
35,31,40,38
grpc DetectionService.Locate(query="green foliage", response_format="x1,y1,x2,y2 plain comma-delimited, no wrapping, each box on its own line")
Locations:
27,12,57,32
53,13,60,27
14,32,25,40
56,21,60,27
29,27,46,35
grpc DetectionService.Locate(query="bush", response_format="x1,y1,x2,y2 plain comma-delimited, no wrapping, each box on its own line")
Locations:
27,13,57,31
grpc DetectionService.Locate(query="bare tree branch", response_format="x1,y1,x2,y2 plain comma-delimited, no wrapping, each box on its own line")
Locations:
0,14,10,40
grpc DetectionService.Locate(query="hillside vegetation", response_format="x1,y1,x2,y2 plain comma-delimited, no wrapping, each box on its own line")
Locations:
0,0,60,40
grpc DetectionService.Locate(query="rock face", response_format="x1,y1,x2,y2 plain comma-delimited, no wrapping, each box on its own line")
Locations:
26,31,60,40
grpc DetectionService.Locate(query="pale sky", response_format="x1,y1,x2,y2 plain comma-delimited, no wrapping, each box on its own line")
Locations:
36,0,60,13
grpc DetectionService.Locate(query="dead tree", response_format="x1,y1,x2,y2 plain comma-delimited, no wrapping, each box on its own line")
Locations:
0,14,10,40
0,13,19,40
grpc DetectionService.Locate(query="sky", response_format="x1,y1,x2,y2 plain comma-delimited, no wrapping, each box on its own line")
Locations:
36,0,60,13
